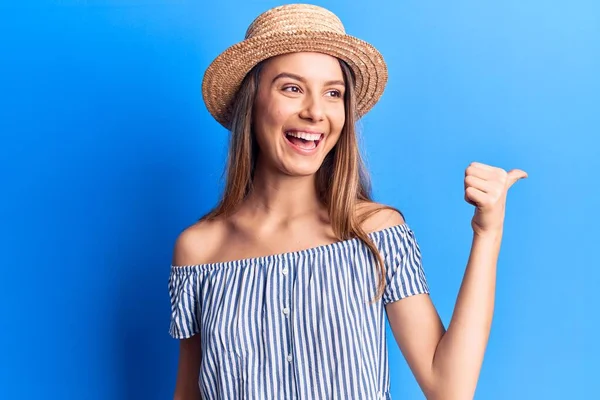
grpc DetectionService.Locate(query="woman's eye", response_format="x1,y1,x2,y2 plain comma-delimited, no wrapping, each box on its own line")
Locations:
327,90,342,98
283,86,300,93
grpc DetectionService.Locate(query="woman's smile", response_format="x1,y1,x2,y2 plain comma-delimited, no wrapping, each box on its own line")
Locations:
283,129,325,154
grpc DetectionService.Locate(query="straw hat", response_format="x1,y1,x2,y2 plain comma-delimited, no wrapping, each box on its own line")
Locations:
202,3,388,130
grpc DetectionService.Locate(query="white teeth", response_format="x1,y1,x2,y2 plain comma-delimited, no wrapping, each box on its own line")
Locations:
285,131,322,141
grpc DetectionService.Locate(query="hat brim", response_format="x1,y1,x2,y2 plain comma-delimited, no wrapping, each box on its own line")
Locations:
202,30,388,129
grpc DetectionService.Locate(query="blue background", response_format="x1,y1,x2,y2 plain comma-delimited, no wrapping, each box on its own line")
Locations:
1,0,598,399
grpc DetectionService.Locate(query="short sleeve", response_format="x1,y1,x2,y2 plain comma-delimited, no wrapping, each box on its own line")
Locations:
382,226,430,305
168,266,201,339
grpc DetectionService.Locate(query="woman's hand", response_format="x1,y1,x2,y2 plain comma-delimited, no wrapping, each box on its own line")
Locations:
464,162,528,236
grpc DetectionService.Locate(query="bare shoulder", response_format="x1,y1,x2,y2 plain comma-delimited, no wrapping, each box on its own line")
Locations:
171,218,226,266
356,201,405,234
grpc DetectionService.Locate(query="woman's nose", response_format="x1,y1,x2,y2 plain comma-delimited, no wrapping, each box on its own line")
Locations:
299,94,325,122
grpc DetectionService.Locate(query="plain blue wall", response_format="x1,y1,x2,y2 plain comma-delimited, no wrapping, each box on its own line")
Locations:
1,1,598,399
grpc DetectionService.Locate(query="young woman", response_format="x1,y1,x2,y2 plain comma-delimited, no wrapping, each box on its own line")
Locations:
168,4,527,399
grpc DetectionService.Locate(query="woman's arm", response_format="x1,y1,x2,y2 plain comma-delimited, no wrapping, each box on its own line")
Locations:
389,230,501,399
173,336,202,400
171,224,217,400
387,162,527,399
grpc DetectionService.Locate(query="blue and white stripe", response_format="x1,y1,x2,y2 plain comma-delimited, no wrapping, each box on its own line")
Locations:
168,223,429,399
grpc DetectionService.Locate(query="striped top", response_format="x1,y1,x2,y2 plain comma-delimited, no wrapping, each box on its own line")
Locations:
168,223,429,399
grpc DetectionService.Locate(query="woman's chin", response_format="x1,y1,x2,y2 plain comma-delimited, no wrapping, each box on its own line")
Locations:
281,161,322,177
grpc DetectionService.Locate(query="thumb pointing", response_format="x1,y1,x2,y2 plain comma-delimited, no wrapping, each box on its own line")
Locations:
507,169,528,188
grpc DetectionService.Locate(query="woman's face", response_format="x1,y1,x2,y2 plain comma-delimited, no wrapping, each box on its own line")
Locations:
253,52,346,177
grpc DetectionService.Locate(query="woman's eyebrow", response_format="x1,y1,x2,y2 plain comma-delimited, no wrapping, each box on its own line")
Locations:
272,72,345,87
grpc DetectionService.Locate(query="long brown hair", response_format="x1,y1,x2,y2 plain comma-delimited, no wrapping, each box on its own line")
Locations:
201,58,399,304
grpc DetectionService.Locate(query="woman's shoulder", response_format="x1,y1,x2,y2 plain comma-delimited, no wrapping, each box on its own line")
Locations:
171,217,228,267
356,200,406,234
170,202,406,267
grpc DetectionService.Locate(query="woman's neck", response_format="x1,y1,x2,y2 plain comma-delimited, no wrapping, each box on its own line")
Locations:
236,167,329,227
